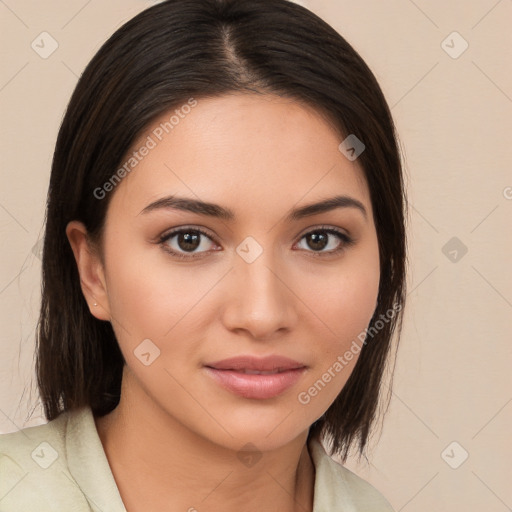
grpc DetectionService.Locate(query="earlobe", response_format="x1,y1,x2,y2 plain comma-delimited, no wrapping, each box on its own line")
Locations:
65,220,111,321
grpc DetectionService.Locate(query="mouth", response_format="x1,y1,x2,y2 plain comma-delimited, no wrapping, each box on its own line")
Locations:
204,355,307,400
224,368,296,375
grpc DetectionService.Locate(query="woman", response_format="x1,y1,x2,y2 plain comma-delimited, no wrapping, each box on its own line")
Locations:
0,0,407,510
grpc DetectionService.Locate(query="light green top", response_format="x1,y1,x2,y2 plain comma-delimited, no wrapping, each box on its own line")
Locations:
0,406,395,511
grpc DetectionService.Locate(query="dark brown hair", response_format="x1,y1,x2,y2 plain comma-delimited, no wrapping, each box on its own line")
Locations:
36,0,407,461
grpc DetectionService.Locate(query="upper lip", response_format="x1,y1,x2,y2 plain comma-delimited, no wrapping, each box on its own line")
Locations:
205,355,306,372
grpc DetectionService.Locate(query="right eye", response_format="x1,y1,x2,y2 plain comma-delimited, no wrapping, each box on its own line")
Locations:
158,227,221,260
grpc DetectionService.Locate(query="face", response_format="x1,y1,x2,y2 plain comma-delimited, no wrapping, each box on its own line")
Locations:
71,93,380,452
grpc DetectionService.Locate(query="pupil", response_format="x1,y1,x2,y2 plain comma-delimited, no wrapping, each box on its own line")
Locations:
179,232,200,252
308,232,327,251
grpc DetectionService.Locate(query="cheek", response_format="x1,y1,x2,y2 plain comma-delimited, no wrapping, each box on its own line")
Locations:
294,247,380,408
330,269,379,343
303,250,380,348
103,254,163,334
102,238,206,333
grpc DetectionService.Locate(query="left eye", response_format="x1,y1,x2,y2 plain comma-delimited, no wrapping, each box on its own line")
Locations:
295,228,353,255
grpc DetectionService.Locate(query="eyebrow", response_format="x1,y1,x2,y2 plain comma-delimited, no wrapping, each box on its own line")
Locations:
139,194,368,222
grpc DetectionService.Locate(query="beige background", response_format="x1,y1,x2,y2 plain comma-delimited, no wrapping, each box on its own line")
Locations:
1,0,511,510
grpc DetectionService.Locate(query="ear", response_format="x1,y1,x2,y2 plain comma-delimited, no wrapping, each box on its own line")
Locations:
66,220,111,321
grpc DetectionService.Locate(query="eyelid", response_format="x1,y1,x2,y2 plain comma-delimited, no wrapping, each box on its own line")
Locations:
296,224,351,240
158,224,218,244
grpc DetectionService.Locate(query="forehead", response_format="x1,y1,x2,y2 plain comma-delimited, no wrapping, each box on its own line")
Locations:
106,93,372,223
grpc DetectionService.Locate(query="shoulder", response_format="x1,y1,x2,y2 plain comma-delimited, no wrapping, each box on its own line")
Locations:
308,437,396,511
0,408,69,457
0,407,101,511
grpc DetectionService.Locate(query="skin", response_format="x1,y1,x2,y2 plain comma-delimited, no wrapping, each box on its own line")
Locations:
66,93,380,512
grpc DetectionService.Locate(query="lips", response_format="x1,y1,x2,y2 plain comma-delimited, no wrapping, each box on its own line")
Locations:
204,355,307,399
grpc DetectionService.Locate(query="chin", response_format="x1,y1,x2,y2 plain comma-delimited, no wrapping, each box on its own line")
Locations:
199,405,311,452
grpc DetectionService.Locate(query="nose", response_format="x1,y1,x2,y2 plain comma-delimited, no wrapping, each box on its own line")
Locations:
220,254,298,341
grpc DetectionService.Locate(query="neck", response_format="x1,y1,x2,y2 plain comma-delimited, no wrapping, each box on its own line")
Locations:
94,370,315,512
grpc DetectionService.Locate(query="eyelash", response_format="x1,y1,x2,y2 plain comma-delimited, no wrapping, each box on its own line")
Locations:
157,225,355,260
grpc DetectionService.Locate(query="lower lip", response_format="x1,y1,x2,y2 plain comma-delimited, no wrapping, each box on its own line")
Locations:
204,367,306,399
